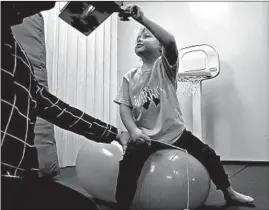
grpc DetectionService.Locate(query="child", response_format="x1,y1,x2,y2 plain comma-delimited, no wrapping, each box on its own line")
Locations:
114,4,254,210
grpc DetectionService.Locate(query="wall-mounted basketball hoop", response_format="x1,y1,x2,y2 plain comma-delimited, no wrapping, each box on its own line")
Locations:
177,44,220,140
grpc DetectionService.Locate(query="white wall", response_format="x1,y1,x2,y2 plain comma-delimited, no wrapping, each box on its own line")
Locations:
117,2,269,161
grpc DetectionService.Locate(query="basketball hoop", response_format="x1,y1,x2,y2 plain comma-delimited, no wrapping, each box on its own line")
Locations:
176,44,220,141
177,75,210,96
177,44,220,97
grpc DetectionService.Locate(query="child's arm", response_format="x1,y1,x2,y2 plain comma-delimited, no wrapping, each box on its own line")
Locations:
120,104,138,135
120,104,151,145
125,5,178,66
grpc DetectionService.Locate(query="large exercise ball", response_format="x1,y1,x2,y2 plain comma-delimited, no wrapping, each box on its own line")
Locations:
76,141,211,210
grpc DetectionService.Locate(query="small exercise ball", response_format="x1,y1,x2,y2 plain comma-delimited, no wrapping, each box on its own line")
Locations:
76,141,122,202
76,141,211,210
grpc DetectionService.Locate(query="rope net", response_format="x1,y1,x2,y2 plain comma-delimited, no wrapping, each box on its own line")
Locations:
177,75,209,96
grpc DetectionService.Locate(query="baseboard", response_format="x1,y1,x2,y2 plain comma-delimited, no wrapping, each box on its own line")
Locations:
59,162,269,168
59,166,75,169
221,160,269,166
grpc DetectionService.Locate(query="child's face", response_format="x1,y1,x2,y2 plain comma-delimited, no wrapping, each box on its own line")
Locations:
135,28,162,58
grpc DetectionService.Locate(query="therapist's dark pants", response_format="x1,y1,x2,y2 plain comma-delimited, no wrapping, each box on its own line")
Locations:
2,175,98,210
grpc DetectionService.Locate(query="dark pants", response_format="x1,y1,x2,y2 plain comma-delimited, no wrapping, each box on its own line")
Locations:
2,175,98,210
115,129,230,210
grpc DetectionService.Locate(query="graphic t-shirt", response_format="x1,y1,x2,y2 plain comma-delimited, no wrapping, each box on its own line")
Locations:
114,54,186,144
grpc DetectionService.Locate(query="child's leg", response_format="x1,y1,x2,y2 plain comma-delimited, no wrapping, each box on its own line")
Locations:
173,130,230,190
173,130,254,204
115,142,156,210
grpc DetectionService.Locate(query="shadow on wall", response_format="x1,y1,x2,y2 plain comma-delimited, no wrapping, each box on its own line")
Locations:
202,61,244,149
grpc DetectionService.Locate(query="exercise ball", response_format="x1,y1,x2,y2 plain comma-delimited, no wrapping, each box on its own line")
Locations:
76,141,211,210
76,140,122,202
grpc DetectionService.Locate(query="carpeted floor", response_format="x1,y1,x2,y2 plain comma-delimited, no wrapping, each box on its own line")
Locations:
54,163,269,210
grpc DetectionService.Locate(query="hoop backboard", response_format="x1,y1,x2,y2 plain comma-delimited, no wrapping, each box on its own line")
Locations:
178,44,220,79
177,44,220,96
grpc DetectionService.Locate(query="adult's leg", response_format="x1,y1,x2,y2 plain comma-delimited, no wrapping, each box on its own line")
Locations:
2,175,98,210
37,179,98,210
2,176,25,210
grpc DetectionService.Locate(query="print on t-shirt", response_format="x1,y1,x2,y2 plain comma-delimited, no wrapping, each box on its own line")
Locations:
133,85,163,109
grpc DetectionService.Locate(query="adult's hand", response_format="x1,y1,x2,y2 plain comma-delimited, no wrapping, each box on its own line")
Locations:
117,130,131,152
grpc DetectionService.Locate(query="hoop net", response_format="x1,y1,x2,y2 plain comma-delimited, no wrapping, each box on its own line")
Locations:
177,75,209,96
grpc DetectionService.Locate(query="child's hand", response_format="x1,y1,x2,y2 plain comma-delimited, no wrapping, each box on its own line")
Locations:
130,128,151,146
123,5,144,23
